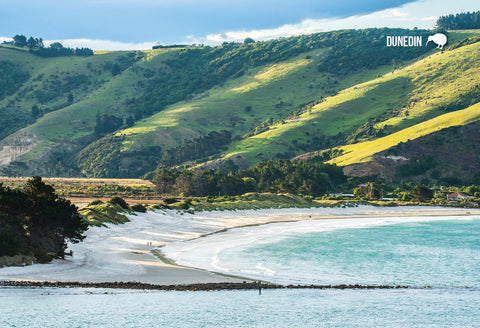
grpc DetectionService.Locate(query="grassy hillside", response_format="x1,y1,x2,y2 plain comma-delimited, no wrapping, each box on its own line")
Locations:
215,31,480,167
1,28,479,179
328,102,480,166
73,29,434,176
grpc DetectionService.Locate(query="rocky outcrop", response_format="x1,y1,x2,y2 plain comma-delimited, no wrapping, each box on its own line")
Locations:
0,132,37,167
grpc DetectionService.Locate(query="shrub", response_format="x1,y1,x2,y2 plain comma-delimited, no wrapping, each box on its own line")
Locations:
131,204,147,213
87,199,104,206
108,196,130,210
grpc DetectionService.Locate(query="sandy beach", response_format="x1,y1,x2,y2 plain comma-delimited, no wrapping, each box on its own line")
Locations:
1,205,479,285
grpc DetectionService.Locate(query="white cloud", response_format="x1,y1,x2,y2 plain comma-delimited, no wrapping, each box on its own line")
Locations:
3,0,476,50
1,36,157,50
202,0,478,44
382,8,409,18
43,38,157,51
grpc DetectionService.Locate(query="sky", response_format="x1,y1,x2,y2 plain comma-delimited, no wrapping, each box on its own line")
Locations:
0,0,478,50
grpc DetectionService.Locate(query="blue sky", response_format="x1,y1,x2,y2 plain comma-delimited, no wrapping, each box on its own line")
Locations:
0,0,478,49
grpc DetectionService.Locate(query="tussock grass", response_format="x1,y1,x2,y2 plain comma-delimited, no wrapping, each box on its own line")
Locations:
78,202,130,227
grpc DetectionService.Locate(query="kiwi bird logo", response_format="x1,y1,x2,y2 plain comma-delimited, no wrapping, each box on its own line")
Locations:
426,33,447,49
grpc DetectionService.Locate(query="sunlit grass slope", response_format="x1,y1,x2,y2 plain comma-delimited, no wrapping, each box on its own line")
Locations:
13,49,174,143
216,33,480,165
328,102,480,166
117,49,393,152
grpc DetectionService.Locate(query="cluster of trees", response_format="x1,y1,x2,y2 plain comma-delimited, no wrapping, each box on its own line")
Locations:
0,60,29,101
0,177,88,261
6,34,93,57
153,159,346,197
396,156,437,179
160,131,232,166
94,113,125,137
436,11,480,30
353,182,433,202
316,28,432,75
0,60,31,139
11,34,43,49
77,135,163,178
152,44,189,49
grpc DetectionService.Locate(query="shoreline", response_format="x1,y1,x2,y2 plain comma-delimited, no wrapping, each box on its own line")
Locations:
1,205,479,286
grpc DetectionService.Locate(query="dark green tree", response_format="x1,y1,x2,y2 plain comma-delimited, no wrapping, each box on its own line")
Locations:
354,182,382,200
0,177,88,260
26,37,44,49
31,105,40,118
436,11,480,30
125,115,135,127
13,34,27,47
410,185,433,202
23,176,88,256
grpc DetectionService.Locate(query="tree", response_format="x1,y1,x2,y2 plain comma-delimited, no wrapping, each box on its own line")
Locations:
436,11,480,30
153,168,177,194
0,177,88,260
125,115,135,127
244,37,255,44
354,182,382,200
23,176,87,257
13,34,27,47
49,42,64,50
26,37,44,49
410,185,433,202
31,105,40,118
94,113,124,136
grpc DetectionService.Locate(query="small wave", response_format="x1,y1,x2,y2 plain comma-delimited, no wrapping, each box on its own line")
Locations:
256,263,276,275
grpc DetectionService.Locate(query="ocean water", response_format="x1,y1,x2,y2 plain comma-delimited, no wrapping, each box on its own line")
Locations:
2,287,479,327
3,215,480,327
163,216,480,287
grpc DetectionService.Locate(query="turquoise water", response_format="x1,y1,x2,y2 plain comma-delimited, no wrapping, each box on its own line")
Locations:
3,217,480,327
216,218,480,286
2,287,479,327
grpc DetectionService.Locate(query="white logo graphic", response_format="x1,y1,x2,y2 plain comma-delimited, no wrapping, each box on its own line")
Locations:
386,35,422,47
426,33,447,49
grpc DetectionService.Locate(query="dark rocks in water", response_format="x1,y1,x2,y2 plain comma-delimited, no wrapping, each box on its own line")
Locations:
0,280,411,291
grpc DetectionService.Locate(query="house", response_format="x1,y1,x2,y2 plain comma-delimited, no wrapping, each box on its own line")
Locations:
446,192,472,201
385,155,409,161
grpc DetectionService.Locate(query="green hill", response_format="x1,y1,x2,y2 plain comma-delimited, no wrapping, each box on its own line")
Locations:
1,28,480,181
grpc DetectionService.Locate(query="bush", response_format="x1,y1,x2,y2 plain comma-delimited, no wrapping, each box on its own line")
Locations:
108,196,130,210
87,199,104,206
131,204,147,213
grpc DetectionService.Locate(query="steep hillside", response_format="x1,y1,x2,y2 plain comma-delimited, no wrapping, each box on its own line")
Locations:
350,122,480,185
218,31,480,169
1,28,479,179
67,28,434,177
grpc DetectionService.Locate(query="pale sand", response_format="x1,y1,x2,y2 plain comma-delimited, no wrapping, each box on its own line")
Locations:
1,205,478,285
